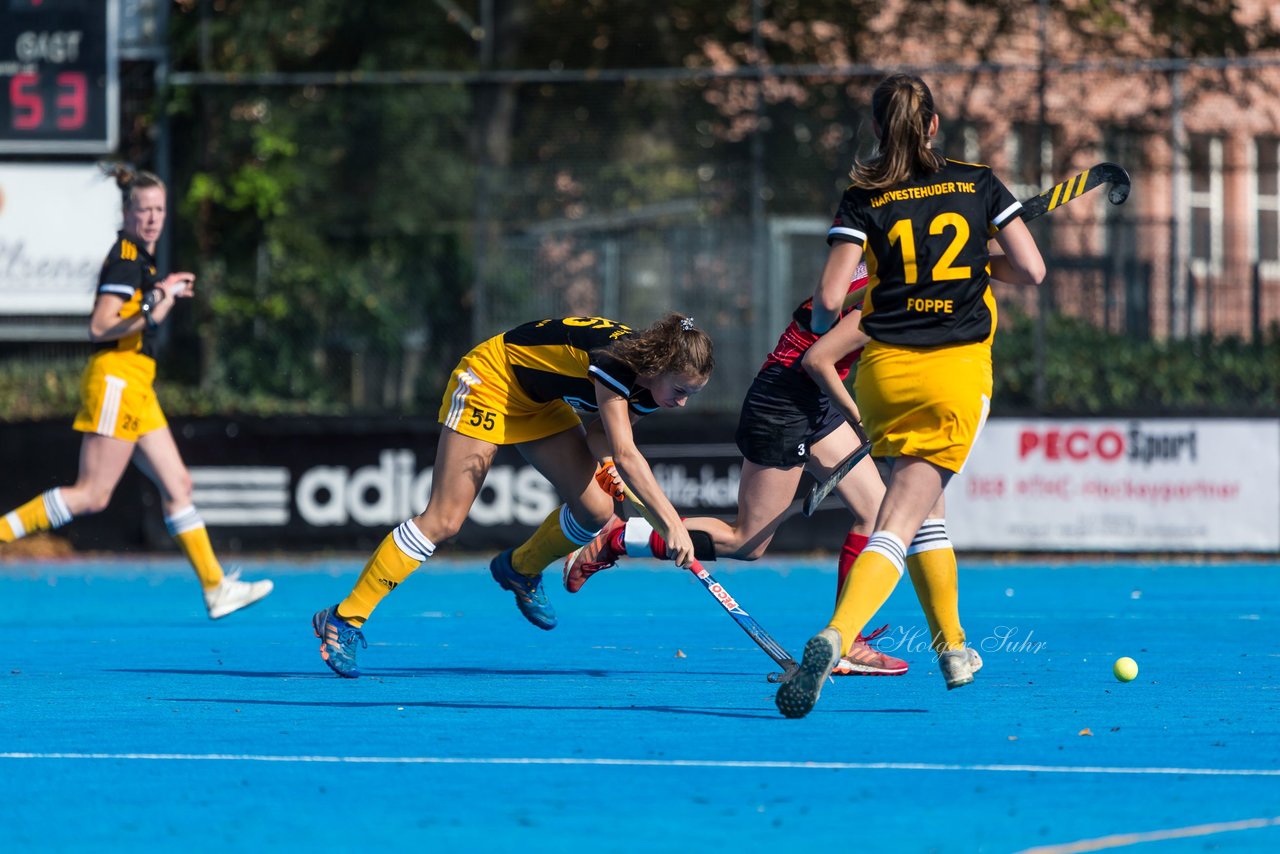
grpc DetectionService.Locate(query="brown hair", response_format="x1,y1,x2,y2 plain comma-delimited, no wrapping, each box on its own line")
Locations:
849,73,945,191
101,162,165,208
604,313,714,380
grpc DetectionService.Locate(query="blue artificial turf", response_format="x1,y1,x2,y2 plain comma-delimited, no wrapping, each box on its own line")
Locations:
2,557,1278,852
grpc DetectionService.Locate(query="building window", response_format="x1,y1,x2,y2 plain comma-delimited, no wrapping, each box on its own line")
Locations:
1006,122,1051,200
938,120,980,163
1104,129,1142,259
1255,136,1279,271
1189,133,1223,274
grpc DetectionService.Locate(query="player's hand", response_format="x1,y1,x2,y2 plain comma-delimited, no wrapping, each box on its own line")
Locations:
665,523,695,569
162,272,196,298
594,457,625,501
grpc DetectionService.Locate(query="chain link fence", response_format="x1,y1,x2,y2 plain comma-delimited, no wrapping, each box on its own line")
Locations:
8,51,1280,417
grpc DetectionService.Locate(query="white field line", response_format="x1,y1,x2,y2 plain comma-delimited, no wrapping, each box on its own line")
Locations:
1,753,1279,777
1017,815,1280,853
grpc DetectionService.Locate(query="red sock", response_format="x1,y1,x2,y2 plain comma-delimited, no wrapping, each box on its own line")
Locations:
837,532,869,597
609,526,627,555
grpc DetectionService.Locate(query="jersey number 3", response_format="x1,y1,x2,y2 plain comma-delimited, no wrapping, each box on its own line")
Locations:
887,213,972,283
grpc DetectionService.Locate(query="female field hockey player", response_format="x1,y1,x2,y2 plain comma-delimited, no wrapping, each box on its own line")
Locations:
562,267,908,677
0,164,274,619
311,314,714,678
775,73,1045,718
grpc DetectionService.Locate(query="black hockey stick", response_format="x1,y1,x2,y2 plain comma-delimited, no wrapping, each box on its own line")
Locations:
1019,161,1131,222
812,164,1131,513
802,420,871,517
620,483,799,683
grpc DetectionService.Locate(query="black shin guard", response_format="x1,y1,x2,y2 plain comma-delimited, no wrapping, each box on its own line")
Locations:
691,530,717,562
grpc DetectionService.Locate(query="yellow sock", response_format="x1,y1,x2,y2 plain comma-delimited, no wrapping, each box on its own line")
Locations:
339,521,435,626
511,504,598,577
165,506,224,588
1,489,71,543
906,522,965,651
827,532,905,654
174,527,225,589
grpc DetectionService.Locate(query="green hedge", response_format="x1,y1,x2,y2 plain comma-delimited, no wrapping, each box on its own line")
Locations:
991,312,1280,415
4,314,1279,421
0,359,347,422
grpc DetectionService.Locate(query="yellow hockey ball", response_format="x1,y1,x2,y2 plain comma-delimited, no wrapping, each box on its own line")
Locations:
1113,656,1139,682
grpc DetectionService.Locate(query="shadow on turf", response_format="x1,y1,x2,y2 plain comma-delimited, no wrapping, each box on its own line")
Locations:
107,665,770,679
107,665,757,676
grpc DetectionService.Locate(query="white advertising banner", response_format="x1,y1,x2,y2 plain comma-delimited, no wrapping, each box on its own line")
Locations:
948,419,1280,552
0,163,121,315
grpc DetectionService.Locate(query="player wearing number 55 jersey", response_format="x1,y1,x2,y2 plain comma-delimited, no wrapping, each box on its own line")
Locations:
440,317,664,444
311,315,714,678
777,73,1045,718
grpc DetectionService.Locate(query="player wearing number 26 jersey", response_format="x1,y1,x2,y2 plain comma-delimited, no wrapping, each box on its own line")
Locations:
0,164,274,621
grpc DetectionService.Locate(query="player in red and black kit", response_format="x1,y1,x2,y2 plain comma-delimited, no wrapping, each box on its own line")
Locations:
564,265,908,676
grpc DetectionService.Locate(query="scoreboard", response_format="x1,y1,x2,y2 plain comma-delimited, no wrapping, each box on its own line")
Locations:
1,0,118,153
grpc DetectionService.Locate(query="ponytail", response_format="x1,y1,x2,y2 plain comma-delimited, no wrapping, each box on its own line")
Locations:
849,74,945,190
100,161,165,208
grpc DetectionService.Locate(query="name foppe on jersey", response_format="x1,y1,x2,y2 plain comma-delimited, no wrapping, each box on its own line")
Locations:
1018,424,1198,465
870,180,977,207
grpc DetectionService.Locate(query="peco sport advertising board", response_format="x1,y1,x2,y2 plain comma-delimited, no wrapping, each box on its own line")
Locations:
947,419,1280,551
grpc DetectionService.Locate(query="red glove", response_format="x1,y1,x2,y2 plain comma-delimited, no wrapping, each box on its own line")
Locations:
594,457,625,501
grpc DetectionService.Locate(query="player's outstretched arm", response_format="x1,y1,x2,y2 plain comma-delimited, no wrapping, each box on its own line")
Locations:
801,310,867,428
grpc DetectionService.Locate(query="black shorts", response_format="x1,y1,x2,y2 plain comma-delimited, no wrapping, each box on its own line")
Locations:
735,363,845,467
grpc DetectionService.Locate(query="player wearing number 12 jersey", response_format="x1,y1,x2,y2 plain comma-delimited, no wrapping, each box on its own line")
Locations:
777,73,1045,718
311,315,714,678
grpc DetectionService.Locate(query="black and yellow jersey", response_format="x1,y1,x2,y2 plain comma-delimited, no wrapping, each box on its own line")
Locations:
94,230,162,359
502,317,659,416
827,158,1021,347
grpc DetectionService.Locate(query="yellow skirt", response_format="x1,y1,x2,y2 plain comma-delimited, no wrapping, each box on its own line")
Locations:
72,351,167,442
437,335,582,445
854,339,992,473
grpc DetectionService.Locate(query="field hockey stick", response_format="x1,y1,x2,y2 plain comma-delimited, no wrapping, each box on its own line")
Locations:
1019,161,1131,222
801,421,873,517
617,482,800,683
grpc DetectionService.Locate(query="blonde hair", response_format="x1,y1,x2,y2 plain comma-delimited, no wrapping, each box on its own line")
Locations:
849,74,945,191
603,313,714,380
101,162,165,208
